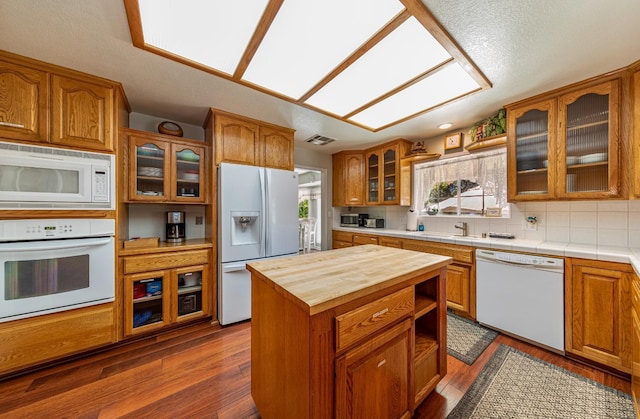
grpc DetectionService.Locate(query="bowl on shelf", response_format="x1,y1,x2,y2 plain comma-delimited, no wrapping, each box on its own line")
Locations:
566,156,579,165
579,152,608,164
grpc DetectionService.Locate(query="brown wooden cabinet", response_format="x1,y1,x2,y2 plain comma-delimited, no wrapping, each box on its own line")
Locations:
565,258,633,373
0,303,115,376
122,129,208,203
249,246,449,418
121,248,211,337
333,139,411,207
332,151,365,206
0,58,48,142
205,108,294,170
632,276,640,413
365,139,412,205
402,238,475,318
0,50,127,152
507,76,623,201
336,318,413,419
331,231,476,319
632,62,640,198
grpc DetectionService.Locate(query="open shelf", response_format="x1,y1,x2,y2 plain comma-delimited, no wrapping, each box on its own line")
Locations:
415,294,437,318
415,330,438,364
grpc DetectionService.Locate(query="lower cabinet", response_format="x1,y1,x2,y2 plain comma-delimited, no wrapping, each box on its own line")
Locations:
335,319,413,419
632,276,640,413
445,264,471,314
565,258,634,373
0,303,115,376
121,248,211,337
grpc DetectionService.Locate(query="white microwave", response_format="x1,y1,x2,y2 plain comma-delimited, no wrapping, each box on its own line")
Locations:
0,141,114,209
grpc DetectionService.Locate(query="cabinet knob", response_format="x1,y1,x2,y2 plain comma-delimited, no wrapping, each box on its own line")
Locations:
377,359,387,368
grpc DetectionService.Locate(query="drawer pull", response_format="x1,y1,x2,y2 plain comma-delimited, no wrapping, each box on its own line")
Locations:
372,308,389,319
0,121,25,128
377,359,387,368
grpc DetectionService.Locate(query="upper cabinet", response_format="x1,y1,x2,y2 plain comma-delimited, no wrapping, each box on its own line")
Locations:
632,61,640,198
0,50,128,152
205,108,294,170
333,139,412,207
365,139,412,205
507,75,623,201
122,129,208,204
332,151,365,206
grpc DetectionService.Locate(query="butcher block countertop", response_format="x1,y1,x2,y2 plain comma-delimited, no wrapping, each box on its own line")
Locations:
246,244,451,315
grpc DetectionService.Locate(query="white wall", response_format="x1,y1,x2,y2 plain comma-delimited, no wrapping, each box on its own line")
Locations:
129,112,205,141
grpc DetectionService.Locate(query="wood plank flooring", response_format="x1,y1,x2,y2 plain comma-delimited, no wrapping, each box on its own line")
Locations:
0,320,630,418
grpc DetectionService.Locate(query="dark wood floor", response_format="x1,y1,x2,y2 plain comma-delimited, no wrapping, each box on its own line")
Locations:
0,320,631,418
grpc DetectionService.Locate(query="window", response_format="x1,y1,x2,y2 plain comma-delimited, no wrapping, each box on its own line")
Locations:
414,148,508,217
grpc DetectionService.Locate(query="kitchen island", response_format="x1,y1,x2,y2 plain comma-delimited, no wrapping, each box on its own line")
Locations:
247,244,451,418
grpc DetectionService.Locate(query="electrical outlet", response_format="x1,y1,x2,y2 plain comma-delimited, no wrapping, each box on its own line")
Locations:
195,216,203,225
523,221,537,231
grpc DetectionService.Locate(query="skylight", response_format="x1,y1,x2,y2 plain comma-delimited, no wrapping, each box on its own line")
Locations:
125,0,491,131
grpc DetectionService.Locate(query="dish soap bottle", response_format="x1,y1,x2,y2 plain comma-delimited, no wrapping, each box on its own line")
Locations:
418,221,424,231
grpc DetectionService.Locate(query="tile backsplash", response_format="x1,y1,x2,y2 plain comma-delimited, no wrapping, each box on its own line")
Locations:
334,200,640,248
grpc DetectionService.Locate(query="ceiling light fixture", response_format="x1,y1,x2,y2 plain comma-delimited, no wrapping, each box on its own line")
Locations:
438,123,453,130
125,0,491,132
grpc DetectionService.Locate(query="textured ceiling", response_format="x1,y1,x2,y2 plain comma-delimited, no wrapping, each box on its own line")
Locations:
0,0,639,154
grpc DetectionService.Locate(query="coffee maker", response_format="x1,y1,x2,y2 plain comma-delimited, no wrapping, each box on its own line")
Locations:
166,211,186,242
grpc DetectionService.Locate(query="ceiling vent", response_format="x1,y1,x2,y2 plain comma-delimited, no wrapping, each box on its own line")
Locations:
305,134,336,146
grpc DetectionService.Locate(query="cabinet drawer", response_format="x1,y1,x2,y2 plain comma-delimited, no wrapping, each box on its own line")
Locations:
333,230,353,243
403,239,473,264
333,240,353,249
335,286,413,352
123,250,210,274
352,234,378,245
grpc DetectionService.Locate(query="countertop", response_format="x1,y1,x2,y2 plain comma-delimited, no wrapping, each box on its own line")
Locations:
246,244,451,315
333,226,640,275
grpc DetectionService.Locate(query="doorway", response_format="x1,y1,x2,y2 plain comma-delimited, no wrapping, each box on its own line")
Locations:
295,167,323,252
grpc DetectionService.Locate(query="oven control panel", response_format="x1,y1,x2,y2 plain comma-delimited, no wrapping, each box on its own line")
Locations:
0,219,115,241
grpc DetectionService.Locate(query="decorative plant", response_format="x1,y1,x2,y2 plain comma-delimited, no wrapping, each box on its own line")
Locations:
469,108,507,141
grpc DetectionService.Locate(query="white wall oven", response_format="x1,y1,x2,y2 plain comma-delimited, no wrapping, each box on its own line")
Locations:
0,141,114,210
0,219,115,322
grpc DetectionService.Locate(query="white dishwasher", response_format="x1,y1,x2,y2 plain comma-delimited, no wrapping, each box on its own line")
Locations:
476,249,565,353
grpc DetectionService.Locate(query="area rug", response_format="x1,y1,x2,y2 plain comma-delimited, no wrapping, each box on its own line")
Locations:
447,344,635,419
447,312,498,365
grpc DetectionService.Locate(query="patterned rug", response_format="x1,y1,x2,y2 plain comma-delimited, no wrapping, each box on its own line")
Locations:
447,312,498,365
447,344,635,419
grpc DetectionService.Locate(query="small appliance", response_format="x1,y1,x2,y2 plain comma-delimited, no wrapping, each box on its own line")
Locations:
364,218,385,228
0,141,114,210
166,211,186,242
340,213,369,227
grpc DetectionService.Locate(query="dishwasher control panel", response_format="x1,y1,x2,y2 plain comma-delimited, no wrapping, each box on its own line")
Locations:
476,249,563,268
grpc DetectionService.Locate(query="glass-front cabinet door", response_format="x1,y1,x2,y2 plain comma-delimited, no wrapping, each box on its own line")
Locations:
129,137,170,201
172,265,209,323
557,80,620,198
366,151,379,205
382,148,398,203
172,144,205,203
507,99,557,201
125,271,170,336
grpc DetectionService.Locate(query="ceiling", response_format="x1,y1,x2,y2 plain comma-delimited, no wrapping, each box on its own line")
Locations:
1,1,639,155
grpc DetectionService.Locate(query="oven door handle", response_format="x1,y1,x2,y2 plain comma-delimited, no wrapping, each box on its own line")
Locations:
0,237,113,252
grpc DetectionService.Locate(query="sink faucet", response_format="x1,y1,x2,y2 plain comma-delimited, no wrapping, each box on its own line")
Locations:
455,222,468,237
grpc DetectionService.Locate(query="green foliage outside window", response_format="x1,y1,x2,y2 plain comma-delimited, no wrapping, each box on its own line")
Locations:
298,199,309,218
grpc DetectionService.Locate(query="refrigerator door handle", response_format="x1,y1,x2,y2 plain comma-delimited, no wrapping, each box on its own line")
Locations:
259,169,267,257
222,262,247,273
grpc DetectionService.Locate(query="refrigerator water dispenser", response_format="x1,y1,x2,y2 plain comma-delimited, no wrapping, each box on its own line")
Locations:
231,211,260,246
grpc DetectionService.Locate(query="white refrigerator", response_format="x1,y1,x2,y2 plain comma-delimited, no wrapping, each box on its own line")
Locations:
218,162,299,325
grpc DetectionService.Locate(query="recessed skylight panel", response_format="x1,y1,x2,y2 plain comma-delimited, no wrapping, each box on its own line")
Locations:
242,0,404,99
305,17,452,116
349,63,481,129
138,0,269,75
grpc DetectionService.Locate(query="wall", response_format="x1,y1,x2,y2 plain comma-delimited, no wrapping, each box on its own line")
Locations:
129,113,205,141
